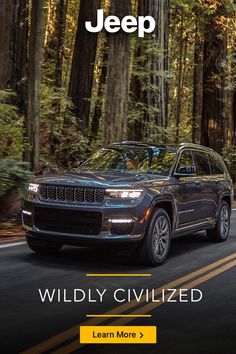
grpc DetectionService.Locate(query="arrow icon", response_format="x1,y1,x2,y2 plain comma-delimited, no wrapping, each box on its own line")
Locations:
140,332,143,339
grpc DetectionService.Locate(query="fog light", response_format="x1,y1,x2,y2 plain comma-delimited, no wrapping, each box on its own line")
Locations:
22,210,33,227
109,218,133,224
22,210,32,216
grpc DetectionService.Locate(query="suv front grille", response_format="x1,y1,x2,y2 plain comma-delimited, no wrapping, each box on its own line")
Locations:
34,207,102,235
39,185,104,204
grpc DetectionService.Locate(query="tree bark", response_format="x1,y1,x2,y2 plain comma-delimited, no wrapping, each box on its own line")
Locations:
25,0,45,170
43,0,68,88
69,0,101,131
192,15,203,144
103,0,131,145
129,0,170,141
175,8,184,144
54,0,68,88
0,0,28,112
201,1,227,152
89,40,108,142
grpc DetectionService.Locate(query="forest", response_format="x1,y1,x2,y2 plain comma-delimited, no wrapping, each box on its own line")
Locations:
1,0,236,216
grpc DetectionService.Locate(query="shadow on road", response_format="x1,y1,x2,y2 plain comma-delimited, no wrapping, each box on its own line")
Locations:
18,231,212,272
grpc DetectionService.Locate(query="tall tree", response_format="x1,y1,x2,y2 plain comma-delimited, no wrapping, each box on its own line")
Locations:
0,0,28,111
54,0,68,88
201,1,228,152
103,0,131,145
129,0,170,141
25,0,45,169
69,0,101,131
90,39,108,143
192,11,204,144
44,0,68,88
175,7,189,144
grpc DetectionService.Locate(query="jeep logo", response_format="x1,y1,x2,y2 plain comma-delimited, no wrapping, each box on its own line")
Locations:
85,9,156,38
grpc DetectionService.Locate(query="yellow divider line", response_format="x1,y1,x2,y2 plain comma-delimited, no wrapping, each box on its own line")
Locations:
86,314,151,318
86,274,152,277
20,253,236,354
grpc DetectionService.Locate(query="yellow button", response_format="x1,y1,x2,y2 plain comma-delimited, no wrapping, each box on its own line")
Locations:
80,326,157,344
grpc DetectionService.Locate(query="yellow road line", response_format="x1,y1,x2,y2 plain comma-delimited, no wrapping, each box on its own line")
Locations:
86,314,151,318
86,273,152,277
52,259,236,354
21,253,236,354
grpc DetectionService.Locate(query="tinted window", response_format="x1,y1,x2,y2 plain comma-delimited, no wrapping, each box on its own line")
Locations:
193,151,211,176
79,146,177,176
209,154,224,175
176,150,195,174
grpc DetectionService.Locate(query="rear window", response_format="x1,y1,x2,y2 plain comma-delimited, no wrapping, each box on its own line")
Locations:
193,151,211,176
209,154,224,175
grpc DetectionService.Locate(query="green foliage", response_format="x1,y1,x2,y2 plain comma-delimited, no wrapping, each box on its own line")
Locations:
0,159,33,197
222,145,236,168
40,83,89,168
0,90,25,159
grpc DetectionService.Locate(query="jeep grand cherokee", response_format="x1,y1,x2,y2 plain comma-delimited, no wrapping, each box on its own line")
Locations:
22,142,233,266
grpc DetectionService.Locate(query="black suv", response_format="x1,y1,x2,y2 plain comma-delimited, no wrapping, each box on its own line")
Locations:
22,142,233,266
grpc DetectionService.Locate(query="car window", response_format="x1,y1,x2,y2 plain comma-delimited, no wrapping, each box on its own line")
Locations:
193,151,211,176
209,154,224,175
79,146,177,176
176,150,195,174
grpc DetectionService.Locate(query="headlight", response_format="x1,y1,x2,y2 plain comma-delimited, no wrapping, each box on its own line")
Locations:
105,189,143,199
28,183,39,194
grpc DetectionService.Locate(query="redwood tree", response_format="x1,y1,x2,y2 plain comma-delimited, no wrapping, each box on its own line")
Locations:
0,0,28,112
25,0,45,169
201,1,228,152
69,0,101,131
192,12,204,144
129,0,170,141
103,0,131,145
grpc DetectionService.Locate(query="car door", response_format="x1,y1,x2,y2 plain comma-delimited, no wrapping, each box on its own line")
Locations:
192,150,214,221
174,149,202,226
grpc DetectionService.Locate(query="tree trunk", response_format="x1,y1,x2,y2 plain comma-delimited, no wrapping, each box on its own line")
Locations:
0,0,28,112
69,0,101,132
54,0,68,88
192,15,203,144
129,0,170,141
43,0,68,88
25,0,45,170
103,0,131,145
175,9,184,144
201,1,227,153
89,40,108,142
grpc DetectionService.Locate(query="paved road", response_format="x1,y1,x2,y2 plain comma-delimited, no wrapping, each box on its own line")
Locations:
0,213,236,354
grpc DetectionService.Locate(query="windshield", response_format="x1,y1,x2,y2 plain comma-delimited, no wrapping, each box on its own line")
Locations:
79,146,177,176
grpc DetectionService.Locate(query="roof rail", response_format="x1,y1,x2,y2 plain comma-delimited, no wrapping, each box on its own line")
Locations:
111,141,168,148
179,143,214,151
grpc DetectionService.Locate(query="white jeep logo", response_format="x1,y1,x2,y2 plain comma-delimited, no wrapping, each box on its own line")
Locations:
85,9,156,38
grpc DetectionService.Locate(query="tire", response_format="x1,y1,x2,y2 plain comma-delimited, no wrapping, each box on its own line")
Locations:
26,235,63,254
206,201,230,242
139,208,172,266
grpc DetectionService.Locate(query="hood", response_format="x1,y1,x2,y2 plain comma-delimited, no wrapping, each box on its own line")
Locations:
32,171,170,188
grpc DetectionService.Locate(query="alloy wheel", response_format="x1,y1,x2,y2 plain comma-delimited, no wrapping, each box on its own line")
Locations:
220,205,230,239
152,215,170,260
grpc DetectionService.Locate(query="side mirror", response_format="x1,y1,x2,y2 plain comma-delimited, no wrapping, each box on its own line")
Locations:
174,166,196,178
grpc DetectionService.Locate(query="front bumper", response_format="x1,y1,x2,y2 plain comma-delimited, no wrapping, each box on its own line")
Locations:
22,195,152,246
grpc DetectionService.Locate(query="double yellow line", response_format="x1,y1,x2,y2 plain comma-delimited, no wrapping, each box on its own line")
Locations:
21,253,236,354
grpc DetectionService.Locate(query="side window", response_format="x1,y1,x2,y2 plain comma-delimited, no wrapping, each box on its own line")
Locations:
209,154,224,175
193,151,211,176
176,150,195,174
